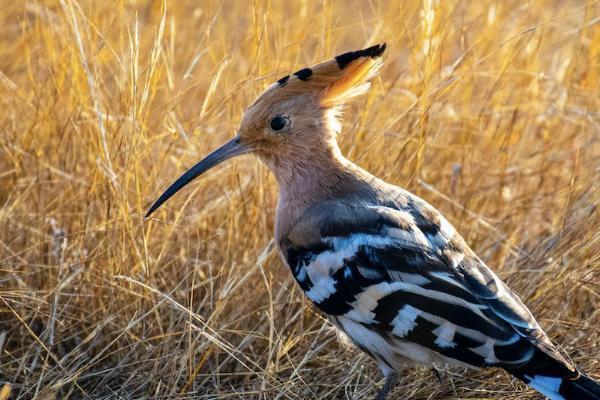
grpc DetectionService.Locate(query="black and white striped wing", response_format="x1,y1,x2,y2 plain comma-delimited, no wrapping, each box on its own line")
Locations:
280,201,573,374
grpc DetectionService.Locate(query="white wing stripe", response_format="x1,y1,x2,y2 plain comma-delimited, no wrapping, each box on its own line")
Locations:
433,321,457,349
391,305,420,337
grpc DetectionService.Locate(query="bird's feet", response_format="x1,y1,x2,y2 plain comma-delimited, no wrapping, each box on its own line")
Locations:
375,372,399,400
432,368,443,385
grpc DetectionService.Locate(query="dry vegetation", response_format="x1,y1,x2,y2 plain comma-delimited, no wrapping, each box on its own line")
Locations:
1,0,599,398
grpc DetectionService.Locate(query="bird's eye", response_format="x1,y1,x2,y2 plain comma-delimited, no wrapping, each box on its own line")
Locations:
270,116,287,131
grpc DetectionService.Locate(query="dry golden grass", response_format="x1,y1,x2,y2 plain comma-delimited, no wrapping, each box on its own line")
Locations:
1,0,599,398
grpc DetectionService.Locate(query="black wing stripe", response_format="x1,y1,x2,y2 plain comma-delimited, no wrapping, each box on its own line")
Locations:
402,316,487,367
373,289,513,341
363,245,447,274
422,275,481,305
316,266,363,315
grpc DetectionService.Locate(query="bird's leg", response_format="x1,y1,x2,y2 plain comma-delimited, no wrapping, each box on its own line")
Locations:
375,372,398,400
431,368,443,385
430,368,457,396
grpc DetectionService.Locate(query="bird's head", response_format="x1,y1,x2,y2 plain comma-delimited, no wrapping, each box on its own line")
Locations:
146,43,386,217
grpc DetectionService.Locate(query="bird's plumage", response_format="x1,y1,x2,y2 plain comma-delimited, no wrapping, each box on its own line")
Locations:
278,178,575,375
147,43,600,399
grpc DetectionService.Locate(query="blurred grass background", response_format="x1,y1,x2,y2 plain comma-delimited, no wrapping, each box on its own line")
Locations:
0,0,599,398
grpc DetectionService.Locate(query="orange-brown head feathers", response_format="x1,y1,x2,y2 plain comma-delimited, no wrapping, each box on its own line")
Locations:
238,44,386,160
247,43,386,117
263,43,386,109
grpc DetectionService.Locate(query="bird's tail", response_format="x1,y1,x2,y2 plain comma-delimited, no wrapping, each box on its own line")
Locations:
558,373,600,400
504,335,600,400
513,371,600,400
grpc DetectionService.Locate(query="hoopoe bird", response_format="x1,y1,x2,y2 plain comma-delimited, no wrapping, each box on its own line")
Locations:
146,44,600,400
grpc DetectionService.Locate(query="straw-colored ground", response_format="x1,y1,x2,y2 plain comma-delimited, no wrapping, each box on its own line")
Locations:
1,0,599,398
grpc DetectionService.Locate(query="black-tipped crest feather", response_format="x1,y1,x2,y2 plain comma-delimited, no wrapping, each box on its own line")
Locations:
335,43,387,69
277,75,290,86
294,68,313,81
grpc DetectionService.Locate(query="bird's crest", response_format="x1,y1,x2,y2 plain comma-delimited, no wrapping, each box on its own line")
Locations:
257,43,386,109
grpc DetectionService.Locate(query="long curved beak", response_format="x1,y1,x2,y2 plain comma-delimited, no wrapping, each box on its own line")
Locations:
145,136,251,218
